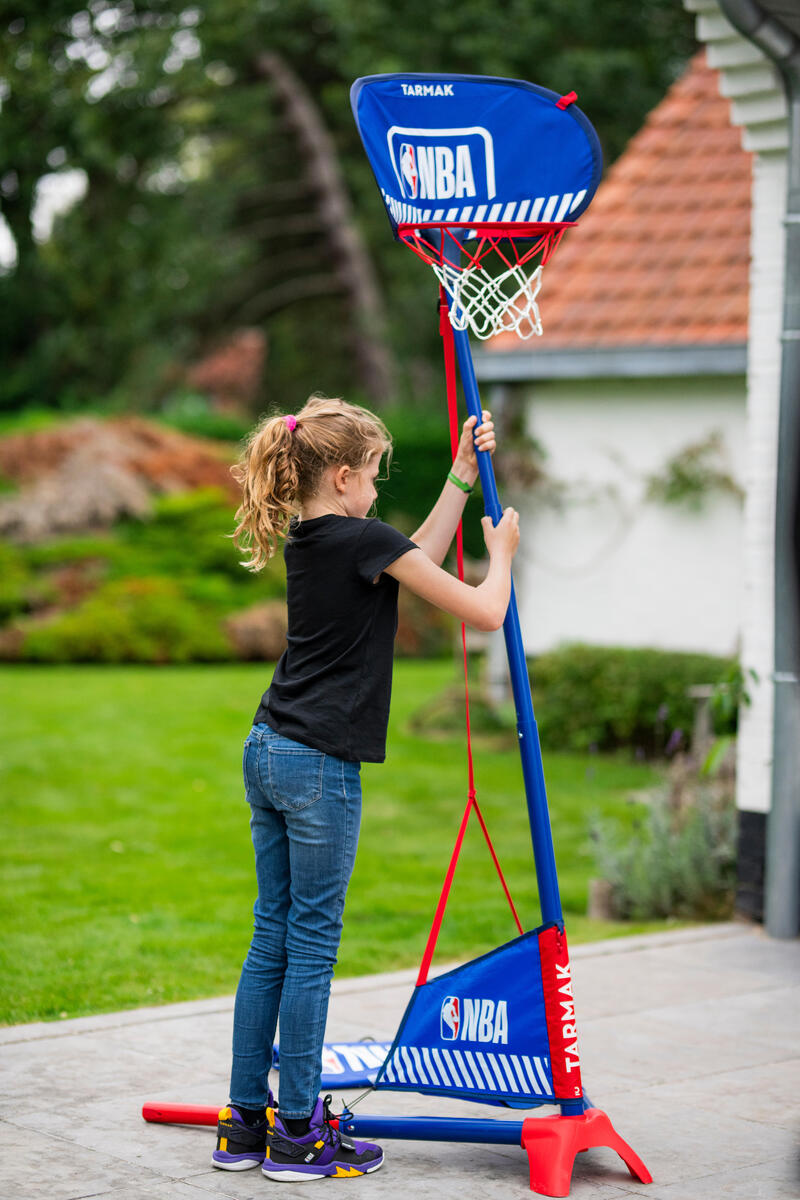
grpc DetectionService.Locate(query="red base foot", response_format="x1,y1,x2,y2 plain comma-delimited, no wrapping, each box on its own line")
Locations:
520,1107,652,1197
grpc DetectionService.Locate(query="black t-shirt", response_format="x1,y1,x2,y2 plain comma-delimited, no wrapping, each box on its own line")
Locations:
254,515,417,762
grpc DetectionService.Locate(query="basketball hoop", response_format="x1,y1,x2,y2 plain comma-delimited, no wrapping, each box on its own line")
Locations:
397,221,574,341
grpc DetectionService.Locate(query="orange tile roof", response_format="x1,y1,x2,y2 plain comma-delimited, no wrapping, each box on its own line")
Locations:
489,52,751,353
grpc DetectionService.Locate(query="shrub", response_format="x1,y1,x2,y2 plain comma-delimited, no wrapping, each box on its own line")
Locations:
396,588,453,658
0,542,35,620
20,489,284,616
157,391,251,443
225,601,288,660
115,488,250,581
590,785,737,920
408,682,515,744
20,577,232,663
25,533,121,571
529,644,737,756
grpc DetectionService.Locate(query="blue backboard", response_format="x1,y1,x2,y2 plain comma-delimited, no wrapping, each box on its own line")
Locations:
351,73,603,236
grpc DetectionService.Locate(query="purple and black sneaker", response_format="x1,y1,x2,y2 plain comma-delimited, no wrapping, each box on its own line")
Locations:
211,1096,273,1171
263,1095,384,1181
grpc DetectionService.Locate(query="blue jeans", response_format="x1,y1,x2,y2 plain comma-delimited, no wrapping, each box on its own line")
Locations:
229,723,362,1119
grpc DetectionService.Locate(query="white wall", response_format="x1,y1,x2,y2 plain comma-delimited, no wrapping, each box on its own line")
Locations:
512,376,747,658
685,0,790,817
735,151,786,814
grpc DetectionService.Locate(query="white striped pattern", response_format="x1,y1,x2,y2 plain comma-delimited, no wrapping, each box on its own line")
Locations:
432,1047,451,1086
453,1050,474,1087
379,1045,553,1098
421,1046,440,1085
498,1053,520,1093
381,188,587,227
442,1048,463,1087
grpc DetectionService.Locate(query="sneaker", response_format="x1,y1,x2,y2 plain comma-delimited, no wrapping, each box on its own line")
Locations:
263,1095,384,1181
212,1096,273,1170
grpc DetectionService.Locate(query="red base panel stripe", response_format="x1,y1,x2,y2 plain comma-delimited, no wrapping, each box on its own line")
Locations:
538,924,583,1100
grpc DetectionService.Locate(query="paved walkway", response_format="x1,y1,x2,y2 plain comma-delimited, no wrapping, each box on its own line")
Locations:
1,923,798,1200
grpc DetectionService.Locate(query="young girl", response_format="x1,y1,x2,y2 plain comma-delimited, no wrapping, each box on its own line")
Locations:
212,395,519,1181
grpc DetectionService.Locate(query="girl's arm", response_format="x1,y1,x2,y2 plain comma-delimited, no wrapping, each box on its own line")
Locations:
410,413,495,566
384,507,520,632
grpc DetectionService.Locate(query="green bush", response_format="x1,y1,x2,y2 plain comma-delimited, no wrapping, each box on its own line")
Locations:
25,533,121,570
20,489,284,616
408,682,515,742
20,577,232,663
395,589,453,659
530,644,737,756
157,391,251,443
590,788,737,920
114,489,261,583
0,543,35,620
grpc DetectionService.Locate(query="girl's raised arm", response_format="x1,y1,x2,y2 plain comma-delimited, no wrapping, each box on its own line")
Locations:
411,413,495,566
385,507,520,632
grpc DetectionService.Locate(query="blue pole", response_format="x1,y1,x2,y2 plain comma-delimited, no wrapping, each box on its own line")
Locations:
450,324,563,930
338,1115,526,1144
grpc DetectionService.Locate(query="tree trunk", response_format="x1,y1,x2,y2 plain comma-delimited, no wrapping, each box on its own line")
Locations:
255,52,397,405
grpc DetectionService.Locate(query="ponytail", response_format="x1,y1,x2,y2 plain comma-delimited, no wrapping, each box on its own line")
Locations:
231,396,391,571
231,415,298,571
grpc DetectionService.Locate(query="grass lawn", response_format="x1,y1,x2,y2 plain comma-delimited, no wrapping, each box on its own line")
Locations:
1,661,677,1026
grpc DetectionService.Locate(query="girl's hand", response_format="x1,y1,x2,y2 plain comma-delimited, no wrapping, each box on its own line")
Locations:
453,411,495,485
482,507,520,560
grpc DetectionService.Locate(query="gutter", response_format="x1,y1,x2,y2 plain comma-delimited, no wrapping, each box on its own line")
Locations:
718,0,800,938
471,343,747,382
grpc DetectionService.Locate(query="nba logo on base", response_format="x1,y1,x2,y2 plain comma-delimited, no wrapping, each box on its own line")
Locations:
440,995,509,1043
440,995,460,1040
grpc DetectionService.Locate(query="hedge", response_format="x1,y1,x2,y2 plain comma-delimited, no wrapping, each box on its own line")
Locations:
530,643,739,756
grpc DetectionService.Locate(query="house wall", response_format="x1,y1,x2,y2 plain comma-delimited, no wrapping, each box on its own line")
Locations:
685,0,792,922
737,150,787,820
511,376,747,657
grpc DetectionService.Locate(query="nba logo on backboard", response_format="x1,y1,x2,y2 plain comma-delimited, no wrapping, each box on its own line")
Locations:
388,126,496,202
440,995,460,1040
399,144,418,199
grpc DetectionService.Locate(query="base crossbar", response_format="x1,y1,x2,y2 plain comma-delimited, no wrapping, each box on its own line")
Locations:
337,1114,524,1144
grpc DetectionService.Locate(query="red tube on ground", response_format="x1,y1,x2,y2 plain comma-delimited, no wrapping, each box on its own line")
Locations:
142,1102,220,1126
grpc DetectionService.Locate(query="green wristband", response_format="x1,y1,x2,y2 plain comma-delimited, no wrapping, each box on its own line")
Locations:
447,469,473,495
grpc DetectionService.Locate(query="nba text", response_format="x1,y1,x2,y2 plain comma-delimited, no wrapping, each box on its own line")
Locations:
441,996,509,1044
399,143,476,200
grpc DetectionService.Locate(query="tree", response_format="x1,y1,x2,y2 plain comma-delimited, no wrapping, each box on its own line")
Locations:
0,0,697,415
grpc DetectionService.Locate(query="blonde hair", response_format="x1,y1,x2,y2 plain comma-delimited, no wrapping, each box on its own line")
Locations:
231,395,392,571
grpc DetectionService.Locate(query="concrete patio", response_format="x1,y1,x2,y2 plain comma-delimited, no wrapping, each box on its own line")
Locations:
1,922,798,1199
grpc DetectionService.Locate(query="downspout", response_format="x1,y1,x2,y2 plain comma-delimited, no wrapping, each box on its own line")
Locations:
717,0,800,938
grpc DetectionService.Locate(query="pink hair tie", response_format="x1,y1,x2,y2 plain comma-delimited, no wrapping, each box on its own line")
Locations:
284,415,297,432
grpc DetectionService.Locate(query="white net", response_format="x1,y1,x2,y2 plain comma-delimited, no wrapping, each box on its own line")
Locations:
398,223,568,342
430,258,545,341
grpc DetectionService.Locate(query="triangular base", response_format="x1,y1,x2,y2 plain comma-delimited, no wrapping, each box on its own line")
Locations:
521,1107,653,1197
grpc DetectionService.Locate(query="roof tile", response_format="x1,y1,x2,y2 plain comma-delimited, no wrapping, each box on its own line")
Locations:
487,52,751,353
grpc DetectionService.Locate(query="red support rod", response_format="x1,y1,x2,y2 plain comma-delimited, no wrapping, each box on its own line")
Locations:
143,1102,220,1126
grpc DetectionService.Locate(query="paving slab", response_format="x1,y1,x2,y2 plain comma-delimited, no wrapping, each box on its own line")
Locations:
1,922,798,1200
